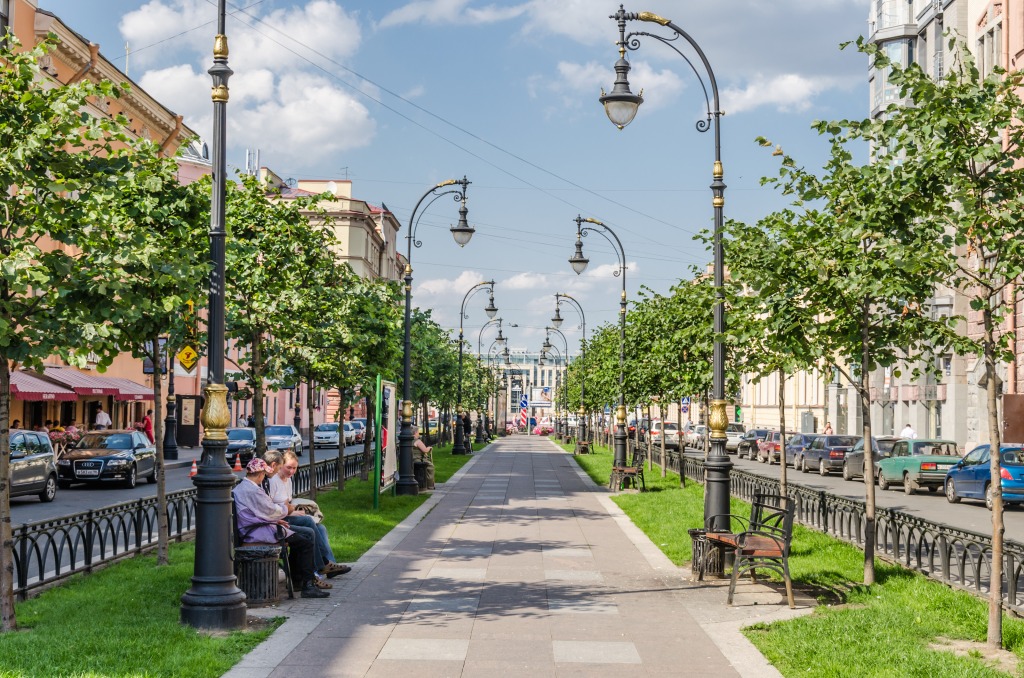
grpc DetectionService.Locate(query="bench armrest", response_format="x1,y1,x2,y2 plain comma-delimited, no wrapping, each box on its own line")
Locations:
704,513,750,532
736,530,787,554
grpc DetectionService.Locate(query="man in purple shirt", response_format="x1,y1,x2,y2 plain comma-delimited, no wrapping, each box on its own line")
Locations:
233,458,328,599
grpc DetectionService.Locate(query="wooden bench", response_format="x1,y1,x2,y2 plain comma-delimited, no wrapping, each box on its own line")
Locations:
574,440,591,455
609,445,645,492
701,492,795,608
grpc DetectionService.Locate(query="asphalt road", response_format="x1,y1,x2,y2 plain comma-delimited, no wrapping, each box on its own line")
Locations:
10,443,366,525
701,448,1024,543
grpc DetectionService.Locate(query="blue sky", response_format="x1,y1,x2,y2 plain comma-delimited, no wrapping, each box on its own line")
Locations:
40,0,869,360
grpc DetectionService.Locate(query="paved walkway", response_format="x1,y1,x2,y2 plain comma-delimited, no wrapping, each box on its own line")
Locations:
228,437,813,677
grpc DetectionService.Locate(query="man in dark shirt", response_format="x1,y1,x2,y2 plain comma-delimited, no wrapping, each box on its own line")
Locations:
232,458,328,599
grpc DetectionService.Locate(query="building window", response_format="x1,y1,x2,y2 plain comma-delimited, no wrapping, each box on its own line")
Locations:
0,0,9,44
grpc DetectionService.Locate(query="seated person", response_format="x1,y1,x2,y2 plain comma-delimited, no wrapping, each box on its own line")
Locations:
268,451,350,582
413,429,435,489
232,458,328,599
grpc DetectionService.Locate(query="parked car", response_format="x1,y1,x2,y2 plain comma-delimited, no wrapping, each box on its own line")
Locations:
725,423,745,452
842,436,900,481
342,422,357,446
800,435,860,475
685,424,707,450
9,429,58,502
349,420,366,444
783,433,820,468
313,422,340,448
945,444,1024,509
647,421,680,450
57,430,157,489
428,419,439,435
736,428,770,459
265,424,303,456
756,431,795,464
352,418,371,442
877,438,961,494
226,427,257,465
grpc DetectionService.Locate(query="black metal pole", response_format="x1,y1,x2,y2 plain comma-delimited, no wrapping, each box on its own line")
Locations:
557,293,588,445
163,341,178,460
181,0,246,629
398,178,471,495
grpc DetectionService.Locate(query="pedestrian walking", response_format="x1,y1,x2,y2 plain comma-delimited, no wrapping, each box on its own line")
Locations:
143,409,155,443
94,405,112,430
900,423,917,439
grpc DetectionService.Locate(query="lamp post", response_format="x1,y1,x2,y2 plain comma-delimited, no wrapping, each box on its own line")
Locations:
181,0,247,630
554,293,588,444
598,5,731,527
568,214,629,474
475,318,512,444
454,281,496,455
398,177,474,495
545,327,570,439
163,340,178,460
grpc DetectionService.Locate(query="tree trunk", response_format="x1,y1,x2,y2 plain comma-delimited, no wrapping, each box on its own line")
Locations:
152,335,169,566
0,359,17,631
861,300,877,586
252,334,266,454
983,305,1004,648
307,379,317,501
778,369,788,498
675,398,683,485
658,395,666,477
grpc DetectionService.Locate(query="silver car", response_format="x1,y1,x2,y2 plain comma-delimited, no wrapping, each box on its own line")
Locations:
265,424,303,456
10,429,58,502
725,423,746,452
313,423,340,448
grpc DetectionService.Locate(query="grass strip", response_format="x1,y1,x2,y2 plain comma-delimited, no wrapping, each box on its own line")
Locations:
0,478,429,677
560,439,1024,676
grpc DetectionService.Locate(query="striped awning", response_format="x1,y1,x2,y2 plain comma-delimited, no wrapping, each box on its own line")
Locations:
11,371,77,402
105,378,154,401
40,366,121,396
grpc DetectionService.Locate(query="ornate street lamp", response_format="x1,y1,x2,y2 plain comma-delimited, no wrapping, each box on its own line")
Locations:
568,215,629,474
599,5,731,527
475,318,512,445
545,327,570,439
454,280,496,455
398,177,473,495
181,0,246,630
555,293,588,445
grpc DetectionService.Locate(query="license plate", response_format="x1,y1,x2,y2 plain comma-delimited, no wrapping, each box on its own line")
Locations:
76,469,100,477
937,464,953,470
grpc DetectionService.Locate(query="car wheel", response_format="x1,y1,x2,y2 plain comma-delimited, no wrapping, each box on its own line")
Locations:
945,479,961,503
800,456,808,473
39,475,57,503
903,473,915,495
148,464,158,484
878,471,890,491
123,465,137,489
57,479,71,490
819,459,828,476
985,483,994,511
295,443,302,456
842,461,852,481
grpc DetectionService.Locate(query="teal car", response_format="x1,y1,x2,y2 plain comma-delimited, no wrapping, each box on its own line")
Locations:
877,438,961,495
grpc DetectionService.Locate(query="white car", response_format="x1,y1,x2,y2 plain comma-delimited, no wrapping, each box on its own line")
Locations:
265,424,303,456
647,421,680,450
684,425,707,450
725,423,746,452
343,422,357,446
312,423,340,448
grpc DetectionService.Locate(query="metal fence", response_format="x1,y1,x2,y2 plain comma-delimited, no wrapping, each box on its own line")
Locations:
11,451,366,600
649,446,1024,614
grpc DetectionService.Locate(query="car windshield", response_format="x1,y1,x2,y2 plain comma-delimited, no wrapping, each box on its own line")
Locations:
77,433,133,450
912,441,959,456
265,426,292,437
828,436,859,447
1002,449,1024,465
227,429,255,441
726,424,744,433
344,424,353,430
315,424,338,432
878,439,899,454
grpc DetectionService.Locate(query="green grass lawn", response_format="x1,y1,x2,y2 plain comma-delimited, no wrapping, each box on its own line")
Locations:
561,440,1024,677
429,443,473,484
0,478,429,678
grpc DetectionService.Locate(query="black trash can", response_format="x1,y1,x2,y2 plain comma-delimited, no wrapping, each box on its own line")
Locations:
413,461,429,490
235,545,282,606
688,528,725,580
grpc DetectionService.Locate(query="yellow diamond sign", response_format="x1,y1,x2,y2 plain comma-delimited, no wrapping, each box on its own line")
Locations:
177,345,199,373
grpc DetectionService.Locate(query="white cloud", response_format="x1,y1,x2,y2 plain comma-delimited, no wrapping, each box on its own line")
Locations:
536,60,683,115
502,271,551,291
419,271,487,296
721,74,838,116
378,0,529,28
122,1,372,167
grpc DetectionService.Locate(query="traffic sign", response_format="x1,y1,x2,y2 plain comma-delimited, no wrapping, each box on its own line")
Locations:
519,395,528,409
177,345,199,373
682,404,689,414
680,396,691,405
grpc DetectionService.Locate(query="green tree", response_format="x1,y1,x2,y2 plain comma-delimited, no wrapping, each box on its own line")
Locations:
873,38,1024,647
0,38,150,630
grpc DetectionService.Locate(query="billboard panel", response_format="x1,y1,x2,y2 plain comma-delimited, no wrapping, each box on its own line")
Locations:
530,387,554,408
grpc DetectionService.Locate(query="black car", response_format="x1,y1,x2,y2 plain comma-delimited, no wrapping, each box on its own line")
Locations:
226,427,257,465
737,429,770,460
10,429,58,502
800,435,860,475
57,430,157,489
842,436,901,481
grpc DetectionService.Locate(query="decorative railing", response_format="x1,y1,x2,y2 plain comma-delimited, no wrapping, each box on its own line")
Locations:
653,445,1024,614
11,452,366,600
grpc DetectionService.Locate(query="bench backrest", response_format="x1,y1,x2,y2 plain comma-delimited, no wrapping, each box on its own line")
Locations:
749,492,795,555
629,445,645,469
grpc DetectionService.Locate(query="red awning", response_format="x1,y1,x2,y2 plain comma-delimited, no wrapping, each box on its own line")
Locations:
40,366,121,396
105,378,155,401
11,371,77,402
